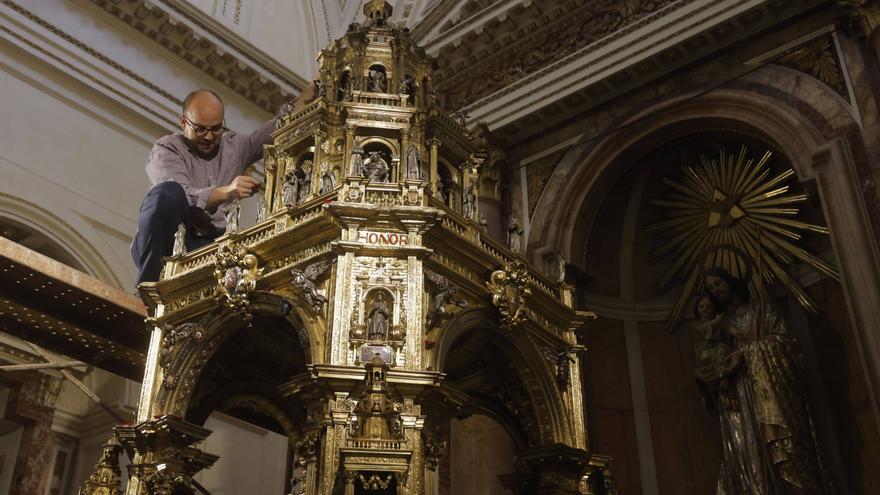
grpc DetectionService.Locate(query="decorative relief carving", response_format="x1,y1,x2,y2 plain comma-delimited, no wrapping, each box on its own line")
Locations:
214,243,263,319
436,0,679,110
290,259,333,315
486,261,532,328
773,33,848,102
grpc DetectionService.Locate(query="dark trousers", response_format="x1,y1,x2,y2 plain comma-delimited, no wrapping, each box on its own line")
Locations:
131,182,216,287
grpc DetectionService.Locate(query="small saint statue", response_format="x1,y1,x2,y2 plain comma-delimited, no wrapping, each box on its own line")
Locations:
172,223,187,257
256,196,266,223
507,216,523,254
281,169,301,208
298,161,313,203
320,162,336,194
367,69,387,93
225,198,240,234
462,183,477,220
479,212,489,232
349,138,365,177
363,152,390,183
555,250,566,283
401,74,417,104
405,144,421,180
367,292,390,341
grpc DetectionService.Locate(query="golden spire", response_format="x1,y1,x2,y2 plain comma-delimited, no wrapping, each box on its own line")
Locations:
363,0,393,26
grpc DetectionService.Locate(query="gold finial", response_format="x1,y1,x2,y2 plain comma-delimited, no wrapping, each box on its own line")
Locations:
363,0,393,26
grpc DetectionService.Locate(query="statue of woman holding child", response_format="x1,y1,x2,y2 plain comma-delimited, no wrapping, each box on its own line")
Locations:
693,266,828,494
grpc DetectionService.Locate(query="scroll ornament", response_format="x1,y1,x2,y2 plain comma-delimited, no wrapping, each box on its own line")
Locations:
486,261,532,328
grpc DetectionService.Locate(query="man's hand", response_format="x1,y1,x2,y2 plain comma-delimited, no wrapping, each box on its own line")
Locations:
282,77,320,114
226,175,261,199
206,175,261,212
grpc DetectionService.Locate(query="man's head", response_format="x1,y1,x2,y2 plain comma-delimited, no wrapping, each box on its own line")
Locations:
179,90,225,158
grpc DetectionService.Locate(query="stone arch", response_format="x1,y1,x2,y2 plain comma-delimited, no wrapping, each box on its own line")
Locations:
433,307,576,447
528,73,858,267
0,192,121,286
523,73,880,488
156,292,316,419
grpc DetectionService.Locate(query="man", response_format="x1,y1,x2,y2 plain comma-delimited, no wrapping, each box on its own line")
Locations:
132,87,314,286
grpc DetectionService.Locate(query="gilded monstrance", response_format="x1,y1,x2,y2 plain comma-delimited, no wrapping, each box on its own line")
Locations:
80,2,612,495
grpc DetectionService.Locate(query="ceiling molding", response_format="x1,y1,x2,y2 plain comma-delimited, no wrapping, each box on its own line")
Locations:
90,0,309,113
1,0,180,129
444,0,825,142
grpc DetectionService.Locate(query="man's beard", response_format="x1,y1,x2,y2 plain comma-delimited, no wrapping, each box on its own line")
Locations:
184,135,220,159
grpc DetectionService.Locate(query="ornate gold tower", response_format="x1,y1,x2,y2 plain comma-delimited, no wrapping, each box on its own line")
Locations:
85,2,606,494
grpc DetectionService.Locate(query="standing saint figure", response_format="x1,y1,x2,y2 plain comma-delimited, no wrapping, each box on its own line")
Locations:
405,144,421,180
281,169,301,208
298,161,312,203
349,138,365,177
367,292,390,341
462,183,477,220
172,223,187,257
224,198,240,234
701,267,828,494
507,217,523,254
320,162,336,194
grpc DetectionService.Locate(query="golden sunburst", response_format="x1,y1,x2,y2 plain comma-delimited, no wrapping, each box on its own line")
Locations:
647,146,839,329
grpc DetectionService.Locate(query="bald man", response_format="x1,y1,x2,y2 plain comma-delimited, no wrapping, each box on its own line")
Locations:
132,87,314,286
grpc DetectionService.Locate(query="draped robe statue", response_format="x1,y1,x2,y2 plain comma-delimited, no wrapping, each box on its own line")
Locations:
367,292,390,341
701,267,828,495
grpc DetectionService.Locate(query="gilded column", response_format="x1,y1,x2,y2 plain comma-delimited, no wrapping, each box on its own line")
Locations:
406,251,423,370
312,129,327,195
345,124,357,177
400,128,410,184
428,137,441,197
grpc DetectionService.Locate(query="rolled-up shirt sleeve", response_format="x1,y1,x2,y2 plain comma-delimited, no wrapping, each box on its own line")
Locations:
145,142,214,209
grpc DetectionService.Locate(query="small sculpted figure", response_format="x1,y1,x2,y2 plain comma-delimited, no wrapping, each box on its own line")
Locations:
281,170,301,207
363,152,390,182
507,217,523,253
406,144,421,180
224,198,240,234
368,292,390,340
172,223,187,257
462,183,477,220
368,69,387,93
349,138,365,176
320,162,336,194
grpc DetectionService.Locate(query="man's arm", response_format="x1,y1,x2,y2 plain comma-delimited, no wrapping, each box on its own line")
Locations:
241,80,320,166
146,141,256,213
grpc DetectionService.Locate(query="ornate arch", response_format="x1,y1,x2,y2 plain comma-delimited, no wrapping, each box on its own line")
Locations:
525,69,880,431
433,307,577,447
527,68,855,267
0,192,121,287
156,292,315,418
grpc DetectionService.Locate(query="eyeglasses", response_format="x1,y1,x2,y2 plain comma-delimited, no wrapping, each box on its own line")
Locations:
183,115,227,137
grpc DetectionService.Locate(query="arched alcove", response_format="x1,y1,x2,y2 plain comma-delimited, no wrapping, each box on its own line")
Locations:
562,119,875,493
0,193,121,286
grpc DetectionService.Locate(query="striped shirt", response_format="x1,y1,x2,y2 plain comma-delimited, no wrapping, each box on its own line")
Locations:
145,120,274,229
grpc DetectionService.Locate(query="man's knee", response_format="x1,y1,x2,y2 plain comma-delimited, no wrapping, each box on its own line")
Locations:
147,181,187,211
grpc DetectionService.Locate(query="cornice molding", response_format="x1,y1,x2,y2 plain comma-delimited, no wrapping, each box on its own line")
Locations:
90,0,308,113
1,0,180,129
450,0,824,141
